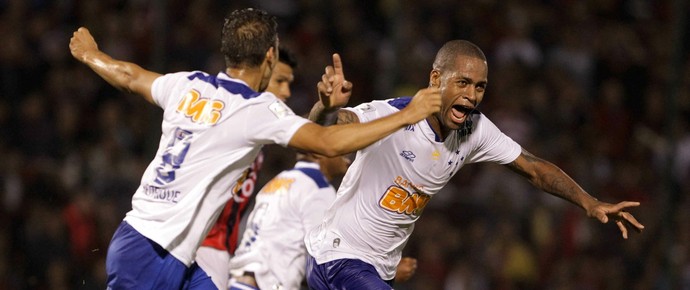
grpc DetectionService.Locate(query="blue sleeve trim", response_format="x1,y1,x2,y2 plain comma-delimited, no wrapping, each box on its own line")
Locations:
387,96,412,110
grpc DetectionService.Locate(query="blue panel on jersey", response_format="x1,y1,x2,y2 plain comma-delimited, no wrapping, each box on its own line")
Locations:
295,168,330,188
387,96,412,109
187,72,261,99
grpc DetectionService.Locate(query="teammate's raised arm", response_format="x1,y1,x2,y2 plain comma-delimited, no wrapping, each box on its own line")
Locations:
309,53,354,125
69,27,160,104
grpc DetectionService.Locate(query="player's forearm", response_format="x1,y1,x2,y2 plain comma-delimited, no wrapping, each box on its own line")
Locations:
81,50,138,93
507,152,599,211
80,50,158,104
308,109,419,157
529,160,599,210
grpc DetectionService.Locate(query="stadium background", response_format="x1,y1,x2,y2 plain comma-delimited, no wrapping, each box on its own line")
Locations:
0,0,688,289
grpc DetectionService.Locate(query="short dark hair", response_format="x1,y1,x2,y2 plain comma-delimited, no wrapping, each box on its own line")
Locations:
278,46,298,69
221,8,278,68
432,40,486,71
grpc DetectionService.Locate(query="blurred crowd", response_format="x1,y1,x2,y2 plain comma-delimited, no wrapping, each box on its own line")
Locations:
0,0,689,289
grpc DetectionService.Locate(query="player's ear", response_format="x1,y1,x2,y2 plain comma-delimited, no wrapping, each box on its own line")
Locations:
429,70,440,88
265,46,277,68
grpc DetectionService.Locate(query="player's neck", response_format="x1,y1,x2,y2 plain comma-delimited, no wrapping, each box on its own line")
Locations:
426,116,450,141
225,67,265,91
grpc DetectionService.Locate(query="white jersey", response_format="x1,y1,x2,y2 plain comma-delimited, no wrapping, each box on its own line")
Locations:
305,97,521,280
230,161,335,290
123,71,310,266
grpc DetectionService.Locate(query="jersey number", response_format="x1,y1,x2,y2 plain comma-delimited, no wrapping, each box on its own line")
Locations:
155,128,193,185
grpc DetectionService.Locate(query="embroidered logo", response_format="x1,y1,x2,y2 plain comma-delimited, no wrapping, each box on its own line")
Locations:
400,150,416,162
431,150,440,160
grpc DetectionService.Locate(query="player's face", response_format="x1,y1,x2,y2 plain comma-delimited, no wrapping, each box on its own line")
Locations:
432,55,487,131
266,62,294,101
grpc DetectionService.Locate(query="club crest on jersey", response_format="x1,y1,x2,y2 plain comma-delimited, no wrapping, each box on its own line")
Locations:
176,89,225,125
400,150,416,162
268,100,293,118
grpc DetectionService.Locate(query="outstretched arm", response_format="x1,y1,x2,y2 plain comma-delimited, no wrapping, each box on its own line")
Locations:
290,87,441,157
505,149,645,239
69,27,160,104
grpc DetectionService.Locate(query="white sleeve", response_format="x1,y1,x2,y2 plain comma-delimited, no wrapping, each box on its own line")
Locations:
243,98,311,147
150,71,194,109
343,100,396,123
466,114,522,164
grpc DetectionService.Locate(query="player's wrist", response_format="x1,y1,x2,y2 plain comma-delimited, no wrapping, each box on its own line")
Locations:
399,106,424,125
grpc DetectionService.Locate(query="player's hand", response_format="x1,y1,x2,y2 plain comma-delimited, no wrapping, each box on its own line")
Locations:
394,257,417,283
316,53,352,111
402,87,442,124
587,200,644,239
69,27,99,63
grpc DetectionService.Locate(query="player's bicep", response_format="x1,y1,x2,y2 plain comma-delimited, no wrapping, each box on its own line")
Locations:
128,66,162,104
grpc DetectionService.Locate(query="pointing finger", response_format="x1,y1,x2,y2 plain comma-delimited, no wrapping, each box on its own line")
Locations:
332,53,344,76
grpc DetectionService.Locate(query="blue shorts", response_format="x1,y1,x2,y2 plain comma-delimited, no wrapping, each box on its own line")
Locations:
306,256,393,290
105,221,216,290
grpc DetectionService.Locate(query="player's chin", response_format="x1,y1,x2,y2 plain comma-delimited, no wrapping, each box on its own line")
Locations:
443,118,466,131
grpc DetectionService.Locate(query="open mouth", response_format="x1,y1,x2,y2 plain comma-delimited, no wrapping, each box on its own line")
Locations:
451,104,474,123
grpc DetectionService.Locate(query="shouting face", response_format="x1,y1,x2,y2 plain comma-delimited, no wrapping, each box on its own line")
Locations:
429,54,487,136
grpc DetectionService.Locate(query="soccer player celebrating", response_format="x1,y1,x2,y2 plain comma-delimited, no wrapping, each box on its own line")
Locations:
304,40,645,289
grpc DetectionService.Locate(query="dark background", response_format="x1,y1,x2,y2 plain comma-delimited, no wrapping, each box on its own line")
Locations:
0,0,688,289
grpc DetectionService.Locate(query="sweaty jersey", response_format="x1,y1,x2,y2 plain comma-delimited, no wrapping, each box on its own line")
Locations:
123,71,310,267
305,97,522,280
229,161,335,290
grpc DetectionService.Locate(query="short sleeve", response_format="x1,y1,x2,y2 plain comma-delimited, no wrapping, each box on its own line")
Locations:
343,100,396,123
151,71,194,109
466,114,522,164
244,98,311,147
